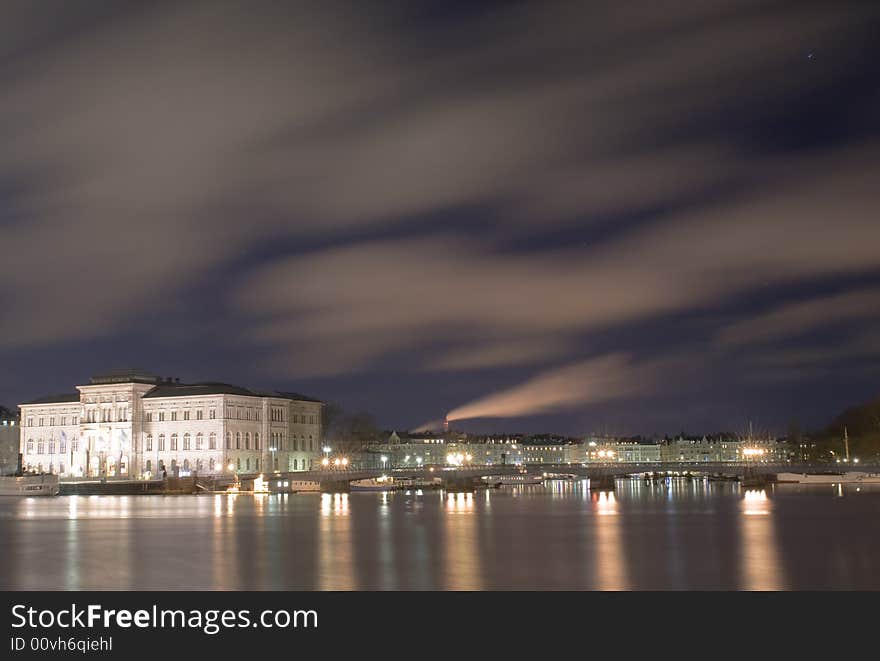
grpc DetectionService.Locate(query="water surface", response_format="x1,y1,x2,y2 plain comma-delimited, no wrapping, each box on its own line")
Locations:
2,479,878,590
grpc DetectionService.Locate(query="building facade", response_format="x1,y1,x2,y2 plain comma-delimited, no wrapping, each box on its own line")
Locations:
18,371,322,478
1,406,20,474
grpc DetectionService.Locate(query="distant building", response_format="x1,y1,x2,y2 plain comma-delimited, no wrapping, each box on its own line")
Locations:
0,406,20,475
18,370,322,478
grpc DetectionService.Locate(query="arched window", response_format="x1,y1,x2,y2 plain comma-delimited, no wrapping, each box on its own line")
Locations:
183,433,191,450
209,458,215,472
226,432,231,450
146,434,153,451
146,460,152,473
209,433,216,450
26,439,34,454
170,433,178,451
158,434,165,451
309,435,314,451
196,433,203,450
245,433,250,450
183,459,190,471
236,432,241,450
254,433,260,450
236,457,241,470
37,440,44,454
293,459,298,470
246,458,250,471
255,458,260,470
197,459,203,471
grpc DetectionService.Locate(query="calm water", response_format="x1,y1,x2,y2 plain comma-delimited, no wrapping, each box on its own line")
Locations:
2,479,879,590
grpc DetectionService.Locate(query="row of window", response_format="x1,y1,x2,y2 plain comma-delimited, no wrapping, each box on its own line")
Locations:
26,416,79,427
145,409,215,422
25,411,318,426
25,440,80,455
146,432,221,452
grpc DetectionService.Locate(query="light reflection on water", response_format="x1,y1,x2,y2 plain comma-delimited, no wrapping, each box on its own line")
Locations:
2,481,879,590
443,492,482,590
319,493,355,590
592,491,629,590
739,489,786,590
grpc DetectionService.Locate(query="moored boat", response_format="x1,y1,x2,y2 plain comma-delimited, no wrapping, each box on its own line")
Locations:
0,473,60,496
775,471,880,484
350,476,402,492
493,473,544,486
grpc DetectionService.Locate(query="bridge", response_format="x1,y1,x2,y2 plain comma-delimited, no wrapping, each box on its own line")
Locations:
211,461,875,492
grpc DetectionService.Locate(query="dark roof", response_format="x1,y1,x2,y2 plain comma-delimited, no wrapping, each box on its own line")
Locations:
89,369,160,385
20,393,81,406
269,391,322,403
143,382,322,403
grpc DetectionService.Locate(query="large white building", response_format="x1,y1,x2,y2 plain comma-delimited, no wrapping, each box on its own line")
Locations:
18,370,323,478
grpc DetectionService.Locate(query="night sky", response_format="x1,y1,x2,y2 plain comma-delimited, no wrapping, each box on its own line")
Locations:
1,0,879,436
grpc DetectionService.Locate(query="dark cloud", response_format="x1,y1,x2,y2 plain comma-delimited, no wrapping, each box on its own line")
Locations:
1,0,879,432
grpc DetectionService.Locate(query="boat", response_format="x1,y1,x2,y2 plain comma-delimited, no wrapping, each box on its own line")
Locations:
494,473,544,486
0,473,60,496
289,480,322,493
350,476,402,492
775,471,880,484
542,472,577,480
412,476,443,489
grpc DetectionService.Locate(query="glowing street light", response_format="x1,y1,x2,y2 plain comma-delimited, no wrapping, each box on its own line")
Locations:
341,457,349,467
321,457,330,467
381,455,388,470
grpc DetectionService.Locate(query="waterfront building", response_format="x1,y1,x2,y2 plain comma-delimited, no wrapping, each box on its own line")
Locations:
368,432,526,468
658,436,787,463
18,370,322,478
0,406,20,474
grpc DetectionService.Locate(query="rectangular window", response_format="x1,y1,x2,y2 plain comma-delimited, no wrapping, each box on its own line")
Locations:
27,417,33,427
184,410,190,421
171,411,178,421
39,418,44,426
146,436,152,451
196,410,203,420
60,441,66,454
209,409,216,420
159,412,165,422
145,412,152,422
